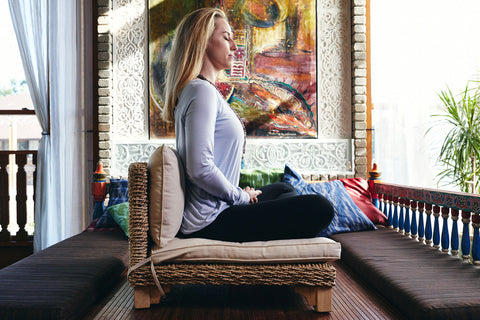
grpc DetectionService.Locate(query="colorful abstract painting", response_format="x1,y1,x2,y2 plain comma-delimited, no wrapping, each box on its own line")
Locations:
149,0,317,138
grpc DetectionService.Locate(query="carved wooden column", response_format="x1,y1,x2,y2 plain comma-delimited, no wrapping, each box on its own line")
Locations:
15,153,28,241
410,200,418,239
461,211,471,261
440,207,450,253
0,154,10,242
450,208,459,256
471,213,480,265
425,203,433,245
433,205,441,249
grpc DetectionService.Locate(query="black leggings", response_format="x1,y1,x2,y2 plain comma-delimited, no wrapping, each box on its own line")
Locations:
180,182,334,242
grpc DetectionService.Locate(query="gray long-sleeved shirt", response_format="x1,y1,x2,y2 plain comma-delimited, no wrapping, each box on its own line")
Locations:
174,79,250,234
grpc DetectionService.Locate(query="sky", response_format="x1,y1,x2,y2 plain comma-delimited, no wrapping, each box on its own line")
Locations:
0,0,26,89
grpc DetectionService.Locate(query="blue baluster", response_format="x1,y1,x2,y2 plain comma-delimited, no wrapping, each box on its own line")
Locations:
472,213,480,265
410,200,418,240
418,202,425,242
381,194,386,212
461,211,471,261
393,197,399,230
368,165,381,209
398,198,405,233
425,203,433,246
387,195,393,228
450,208,459,256
404,199,411,236
378,194,383,212
433,205,441,249
441,207,450,253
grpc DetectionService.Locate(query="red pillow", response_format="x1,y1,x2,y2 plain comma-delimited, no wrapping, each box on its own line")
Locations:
340,177,387,225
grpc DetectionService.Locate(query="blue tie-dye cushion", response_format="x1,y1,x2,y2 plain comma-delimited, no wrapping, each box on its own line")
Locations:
95,178,129,229
283,164,376,236
106,178,129,206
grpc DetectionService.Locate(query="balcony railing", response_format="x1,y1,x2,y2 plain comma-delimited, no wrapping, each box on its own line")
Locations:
372,181,480,264
0,150,36,243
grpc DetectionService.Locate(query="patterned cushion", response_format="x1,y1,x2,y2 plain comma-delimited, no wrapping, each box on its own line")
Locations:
95,178,128,229
239,168,284,188
106,178,129,206
283,164,376,236
107,202,129,237
340,177,387,225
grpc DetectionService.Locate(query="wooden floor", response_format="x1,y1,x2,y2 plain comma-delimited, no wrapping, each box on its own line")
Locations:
84,261,406,320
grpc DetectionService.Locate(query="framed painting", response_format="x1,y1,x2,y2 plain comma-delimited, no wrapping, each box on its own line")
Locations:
148,0,317,139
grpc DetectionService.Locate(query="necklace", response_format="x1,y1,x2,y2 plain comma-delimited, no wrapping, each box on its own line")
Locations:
197,74,247,165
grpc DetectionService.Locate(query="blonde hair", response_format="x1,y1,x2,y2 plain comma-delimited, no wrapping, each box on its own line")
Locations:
162,8,228,122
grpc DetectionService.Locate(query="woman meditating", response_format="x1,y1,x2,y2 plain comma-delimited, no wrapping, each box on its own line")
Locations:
162,8,334,242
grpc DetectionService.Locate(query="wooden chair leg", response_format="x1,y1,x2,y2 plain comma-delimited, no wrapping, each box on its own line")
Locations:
135,285,172,308
134,287,151,309
294,286,332,312
150,286,162,305
163,285,172,295
150,284,171,304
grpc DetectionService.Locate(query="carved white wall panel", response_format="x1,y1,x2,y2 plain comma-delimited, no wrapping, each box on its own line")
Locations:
317,0,352,139
110,0,354,177
243,139,352,173
113,139,353,176
112,141,174,176
112,0,148,139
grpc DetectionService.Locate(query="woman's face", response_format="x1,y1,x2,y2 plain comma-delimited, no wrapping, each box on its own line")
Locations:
204,18,238,72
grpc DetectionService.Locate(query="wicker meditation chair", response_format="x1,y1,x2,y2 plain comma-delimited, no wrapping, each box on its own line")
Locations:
127,145,341,311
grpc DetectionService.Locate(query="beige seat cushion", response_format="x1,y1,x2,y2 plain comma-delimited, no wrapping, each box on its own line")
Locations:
148,145,185,248
151,237,341,264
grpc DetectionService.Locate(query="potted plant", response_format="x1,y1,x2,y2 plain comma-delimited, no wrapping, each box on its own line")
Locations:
429,81,480,193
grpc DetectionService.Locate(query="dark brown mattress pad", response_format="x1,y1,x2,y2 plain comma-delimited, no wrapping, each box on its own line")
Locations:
331,227,480,320
0,230,128,320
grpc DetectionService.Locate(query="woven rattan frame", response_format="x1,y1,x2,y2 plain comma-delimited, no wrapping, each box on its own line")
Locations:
127,162,336,288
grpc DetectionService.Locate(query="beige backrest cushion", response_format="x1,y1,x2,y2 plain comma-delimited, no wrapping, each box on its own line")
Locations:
148,145,185,248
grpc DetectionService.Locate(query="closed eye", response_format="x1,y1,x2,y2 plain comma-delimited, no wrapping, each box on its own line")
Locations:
222,31,233,42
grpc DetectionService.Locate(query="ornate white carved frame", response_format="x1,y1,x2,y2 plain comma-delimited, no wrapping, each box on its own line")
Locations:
107,0,361,177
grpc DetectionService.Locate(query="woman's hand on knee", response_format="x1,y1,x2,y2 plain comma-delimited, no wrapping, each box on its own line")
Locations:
244,186,262,204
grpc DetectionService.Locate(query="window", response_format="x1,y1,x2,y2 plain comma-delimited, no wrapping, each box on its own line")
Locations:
0,1,41,150
0,2,40,236
370,0,480,190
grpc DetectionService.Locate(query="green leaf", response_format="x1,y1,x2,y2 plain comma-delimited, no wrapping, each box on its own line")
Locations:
429,81,480,193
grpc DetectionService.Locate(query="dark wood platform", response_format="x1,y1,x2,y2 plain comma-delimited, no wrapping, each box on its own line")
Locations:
84,261,406,320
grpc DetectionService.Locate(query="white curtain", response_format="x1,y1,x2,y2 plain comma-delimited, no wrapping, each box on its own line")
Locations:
9,0,89,251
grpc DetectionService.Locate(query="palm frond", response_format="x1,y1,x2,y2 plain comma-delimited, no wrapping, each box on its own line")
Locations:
429,81,480,193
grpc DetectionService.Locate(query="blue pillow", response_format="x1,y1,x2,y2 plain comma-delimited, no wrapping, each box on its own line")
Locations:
94,211,117,228
95,178,129,229
106,178,129,207
283,164,310,194
283,164,376,236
